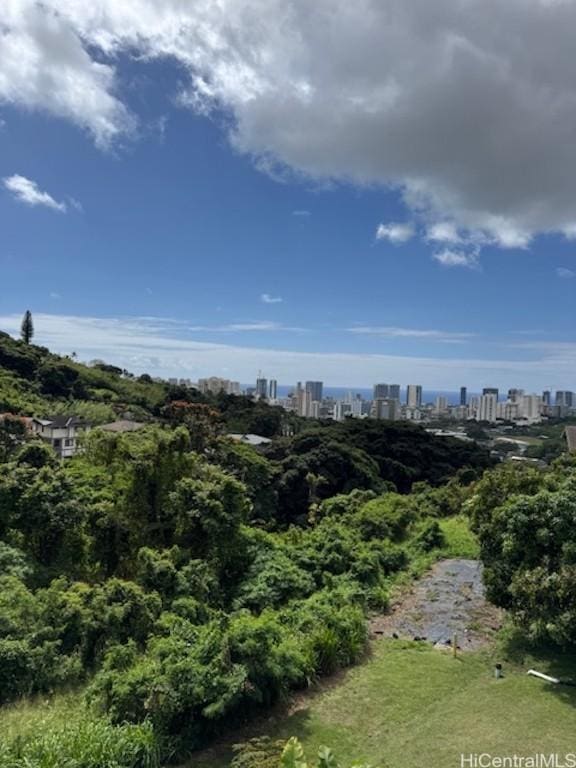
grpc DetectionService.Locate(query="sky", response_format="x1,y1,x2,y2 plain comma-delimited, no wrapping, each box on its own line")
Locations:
1,0,575,391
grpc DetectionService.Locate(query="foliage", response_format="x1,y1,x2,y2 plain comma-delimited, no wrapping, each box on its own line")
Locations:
280,738,374,768
0,717,160,768
0,336,507,763
20,310,34,345
473,478,576,644
267,422,493,524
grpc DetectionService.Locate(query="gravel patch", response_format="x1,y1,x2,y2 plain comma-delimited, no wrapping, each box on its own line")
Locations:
370,559,503,650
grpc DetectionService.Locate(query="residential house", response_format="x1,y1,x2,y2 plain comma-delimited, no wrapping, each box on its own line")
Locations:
227,433,272,447
564,426,576,453
30,416,88,458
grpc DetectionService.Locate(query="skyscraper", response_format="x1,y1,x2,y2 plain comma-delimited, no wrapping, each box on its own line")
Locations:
374,383,400,400
256,377,268,398
482,387,499,399
406,385,422,408
269,379,278,400
542,390,551,406
556,391,574,408
460,387,467,406
373,398,400,421
434,396,448,414
507,388,524,403
305,381,323,402
373,383,389,399
478,393,498,422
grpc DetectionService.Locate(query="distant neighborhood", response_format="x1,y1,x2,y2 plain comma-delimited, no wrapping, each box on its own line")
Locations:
0,414,148,458
0,412,274,459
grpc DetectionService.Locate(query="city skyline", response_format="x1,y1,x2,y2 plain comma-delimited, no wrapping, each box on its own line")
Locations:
0,314,573,392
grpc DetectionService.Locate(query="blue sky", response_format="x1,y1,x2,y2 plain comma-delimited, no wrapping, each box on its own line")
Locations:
1,1,576,390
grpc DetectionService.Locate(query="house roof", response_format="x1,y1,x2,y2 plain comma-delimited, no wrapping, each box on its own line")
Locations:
227,433,272,446
100,420,146,433
564,426,576,452
33,416,87,429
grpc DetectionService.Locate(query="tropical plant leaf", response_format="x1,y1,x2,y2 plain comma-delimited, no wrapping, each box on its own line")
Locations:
281,737,308,768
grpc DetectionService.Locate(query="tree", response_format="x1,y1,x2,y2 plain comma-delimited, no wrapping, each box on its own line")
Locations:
20,310,34,345
474,483,576,644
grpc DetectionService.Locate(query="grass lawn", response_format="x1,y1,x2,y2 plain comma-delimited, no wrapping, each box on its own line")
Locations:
193,640,576,768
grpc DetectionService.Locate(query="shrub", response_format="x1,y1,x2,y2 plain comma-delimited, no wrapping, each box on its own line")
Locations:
414,520,445,552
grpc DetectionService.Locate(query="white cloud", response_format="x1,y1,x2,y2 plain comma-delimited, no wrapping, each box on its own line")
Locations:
5,1,576,247
49,292,61,300
261,293,283,304
188,321,303,332
292,210,311,216
556,267,576,279
433,249,479,270
0,312,572,390
3,174,67,212
375,222,414,244
0,2,133,147
426,222,461,245
347,326,475,342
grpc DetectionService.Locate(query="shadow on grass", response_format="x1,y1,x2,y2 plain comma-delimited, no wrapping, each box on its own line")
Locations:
191,708,315,768
499,628,576,708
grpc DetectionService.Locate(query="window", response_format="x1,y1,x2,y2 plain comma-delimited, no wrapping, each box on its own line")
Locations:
64,438,74,447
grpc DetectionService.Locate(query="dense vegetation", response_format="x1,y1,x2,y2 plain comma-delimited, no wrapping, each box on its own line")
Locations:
3,333,576,766
469,457,576,645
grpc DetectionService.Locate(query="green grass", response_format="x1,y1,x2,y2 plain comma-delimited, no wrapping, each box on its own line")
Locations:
393,515,479,589
0,691,161,768
0,690,88,742
193,640,576,768
438,515,479,558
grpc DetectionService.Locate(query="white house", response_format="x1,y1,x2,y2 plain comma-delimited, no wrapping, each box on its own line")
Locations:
30,416,88,458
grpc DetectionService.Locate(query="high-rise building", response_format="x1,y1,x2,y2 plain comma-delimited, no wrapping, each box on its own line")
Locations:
373,398,400,421
497,401,519,421
434,396,448,414
482,387,499,399
478,393,498,423
333,401,350,421
507,388,524,403
460,387,467,406
268,379,278,400
373,383,389,399
519,394,542,421
350,398,364,418
374,383,400,400
542,390,551,406
198,377,237,395
256,377,268,399
305,381,323,402
556,391,574,408
406,385,422,408
301,389,313,418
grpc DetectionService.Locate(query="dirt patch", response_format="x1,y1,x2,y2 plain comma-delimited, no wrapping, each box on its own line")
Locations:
370,558,503,650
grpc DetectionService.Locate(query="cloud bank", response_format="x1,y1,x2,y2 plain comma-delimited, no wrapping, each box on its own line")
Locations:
3,1,576,248
0,313,572,390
